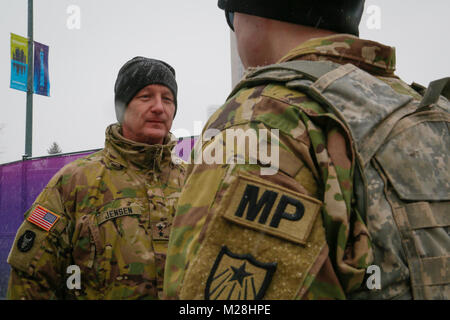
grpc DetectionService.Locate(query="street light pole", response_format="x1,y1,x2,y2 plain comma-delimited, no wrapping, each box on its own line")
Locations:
24,0,34,159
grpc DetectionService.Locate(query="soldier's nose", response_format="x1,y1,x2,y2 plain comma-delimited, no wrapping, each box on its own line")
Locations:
150,96,164,114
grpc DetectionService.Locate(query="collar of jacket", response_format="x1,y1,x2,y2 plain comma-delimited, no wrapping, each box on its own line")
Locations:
277,34,397,77
103,123,177,173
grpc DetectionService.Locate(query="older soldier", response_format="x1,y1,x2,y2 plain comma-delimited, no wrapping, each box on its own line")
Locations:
7,57,185,299
164,0,449,300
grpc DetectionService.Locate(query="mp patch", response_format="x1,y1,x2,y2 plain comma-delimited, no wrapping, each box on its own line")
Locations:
17,230,36,252
222,174,322,245
27,205,60,232
205,246,277,300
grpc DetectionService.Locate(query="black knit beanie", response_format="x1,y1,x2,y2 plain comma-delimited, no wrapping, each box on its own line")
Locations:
218,0,365,36
114,57,178,123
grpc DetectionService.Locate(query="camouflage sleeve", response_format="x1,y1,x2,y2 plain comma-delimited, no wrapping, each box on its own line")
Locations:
164,121,349,300
164,85,373,299
7,176,72,300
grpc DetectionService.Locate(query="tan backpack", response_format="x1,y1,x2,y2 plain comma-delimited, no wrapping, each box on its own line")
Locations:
231,61,450,299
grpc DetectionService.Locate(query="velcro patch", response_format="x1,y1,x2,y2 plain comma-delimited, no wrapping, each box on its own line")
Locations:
205,246,277,300
222,174,322,245
151,220,171,241
97,206,142,225
27,205,60,232
17,230,36,252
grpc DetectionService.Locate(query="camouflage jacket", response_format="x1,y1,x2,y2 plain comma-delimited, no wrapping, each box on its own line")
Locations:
7,124,185,300
164,34,449,300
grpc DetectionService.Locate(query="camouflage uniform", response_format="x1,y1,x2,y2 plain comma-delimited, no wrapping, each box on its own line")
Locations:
7,124,185,299
163,34,449,300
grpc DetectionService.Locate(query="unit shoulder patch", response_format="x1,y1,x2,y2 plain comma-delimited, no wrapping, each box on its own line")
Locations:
221,173,322,245
205,246,277,300
17,230,36,252
7,220,51,275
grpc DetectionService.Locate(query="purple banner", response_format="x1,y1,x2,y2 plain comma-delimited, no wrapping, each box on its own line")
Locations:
33,41,50,97
0,137,196,298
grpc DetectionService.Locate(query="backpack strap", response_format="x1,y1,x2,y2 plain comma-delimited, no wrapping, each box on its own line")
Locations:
230,61,417,165
308,63,415,166
418,77,450,108
230,62,449,167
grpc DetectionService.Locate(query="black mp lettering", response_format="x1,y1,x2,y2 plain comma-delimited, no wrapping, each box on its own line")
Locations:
235,185,278,224
270,195,305,228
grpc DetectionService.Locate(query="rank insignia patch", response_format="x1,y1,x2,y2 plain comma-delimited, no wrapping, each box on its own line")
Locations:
27,205,60,232
151,220,171,241
205,246,277,300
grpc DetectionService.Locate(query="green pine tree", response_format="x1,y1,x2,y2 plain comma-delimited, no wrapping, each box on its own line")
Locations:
47,141,62,155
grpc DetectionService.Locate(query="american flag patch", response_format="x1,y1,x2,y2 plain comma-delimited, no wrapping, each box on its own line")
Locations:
27,205,60,232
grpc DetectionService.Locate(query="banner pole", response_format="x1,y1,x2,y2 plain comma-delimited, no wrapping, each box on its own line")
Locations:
24,0,34,159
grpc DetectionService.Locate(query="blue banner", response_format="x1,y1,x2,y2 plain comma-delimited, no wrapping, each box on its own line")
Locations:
10,33,28,92
33,41,50,96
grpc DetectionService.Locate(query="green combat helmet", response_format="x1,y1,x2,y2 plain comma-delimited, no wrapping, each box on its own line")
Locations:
218,0,365,36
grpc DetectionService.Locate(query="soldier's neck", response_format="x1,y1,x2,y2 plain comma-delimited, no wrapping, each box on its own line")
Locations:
258,24,337,67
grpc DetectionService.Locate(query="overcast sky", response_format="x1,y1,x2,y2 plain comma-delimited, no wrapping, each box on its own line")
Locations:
0,0,449,164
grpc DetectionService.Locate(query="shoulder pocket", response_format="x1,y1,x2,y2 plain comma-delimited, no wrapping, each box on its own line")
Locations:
7,204,67,276
375,112,450,201
375,113,450,299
